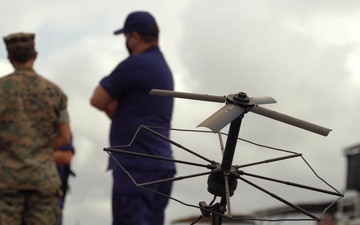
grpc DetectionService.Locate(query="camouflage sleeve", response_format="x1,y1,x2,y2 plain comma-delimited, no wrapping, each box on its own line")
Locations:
57,89,70,123
57,109,70,124
59,90,68,110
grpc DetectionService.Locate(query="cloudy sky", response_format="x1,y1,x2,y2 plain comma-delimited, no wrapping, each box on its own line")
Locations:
1,0,360,224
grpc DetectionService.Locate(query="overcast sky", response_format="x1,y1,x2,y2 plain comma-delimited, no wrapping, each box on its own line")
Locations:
1,0,360,224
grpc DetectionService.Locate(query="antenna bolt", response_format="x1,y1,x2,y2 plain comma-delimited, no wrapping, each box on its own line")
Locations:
233,92,249,103
236,92,247,99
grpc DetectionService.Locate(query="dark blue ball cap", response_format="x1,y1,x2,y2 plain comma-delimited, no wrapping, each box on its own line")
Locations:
113,11,159,35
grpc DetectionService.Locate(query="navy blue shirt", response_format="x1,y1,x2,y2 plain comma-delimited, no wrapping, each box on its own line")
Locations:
100,46,175,171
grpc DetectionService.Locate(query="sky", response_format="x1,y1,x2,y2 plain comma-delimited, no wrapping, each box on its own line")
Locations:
1,0,360,224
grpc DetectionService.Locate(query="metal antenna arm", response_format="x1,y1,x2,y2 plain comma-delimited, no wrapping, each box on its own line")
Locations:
139,171,213,187
237,170,343,197
250,105,331,136
235,174,320,221
150,89,227,103
235,153,302,169
141,125,214,163
104,147,215,169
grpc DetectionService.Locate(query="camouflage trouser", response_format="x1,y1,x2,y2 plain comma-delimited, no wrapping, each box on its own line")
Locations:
0,188,60,225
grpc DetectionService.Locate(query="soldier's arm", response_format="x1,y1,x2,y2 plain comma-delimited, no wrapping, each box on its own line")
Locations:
53,123,71,149
53,150,73,165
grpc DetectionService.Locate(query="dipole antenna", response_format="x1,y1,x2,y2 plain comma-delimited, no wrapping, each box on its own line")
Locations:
104,89,340,225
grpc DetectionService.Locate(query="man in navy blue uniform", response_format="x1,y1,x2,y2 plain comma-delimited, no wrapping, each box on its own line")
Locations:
90,11,176,225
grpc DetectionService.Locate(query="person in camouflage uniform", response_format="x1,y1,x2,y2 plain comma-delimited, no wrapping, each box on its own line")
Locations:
0,32,72,225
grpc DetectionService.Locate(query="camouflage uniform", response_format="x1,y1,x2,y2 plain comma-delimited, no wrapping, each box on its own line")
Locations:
0,33,69,225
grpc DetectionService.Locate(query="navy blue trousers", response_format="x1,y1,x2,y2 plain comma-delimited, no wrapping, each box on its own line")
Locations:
112,168,175,225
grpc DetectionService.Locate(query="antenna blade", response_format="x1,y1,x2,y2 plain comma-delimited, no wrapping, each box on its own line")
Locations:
250,106,332,136
251,96,277,105
150,89,226,103
198,104,245,133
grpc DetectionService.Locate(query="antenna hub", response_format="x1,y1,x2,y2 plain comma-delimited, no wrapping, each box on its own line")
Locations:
234,92,249,102
207,172,238,197
236,92,248,99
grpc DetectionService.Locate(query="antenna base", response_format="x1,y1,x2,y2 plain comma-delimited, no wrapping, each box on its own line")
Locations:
207,171,238,197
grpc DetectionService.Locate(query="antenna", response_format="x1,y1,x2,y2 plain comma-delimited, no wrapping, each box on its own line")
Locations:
104,89,340,225
150,89,331,136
